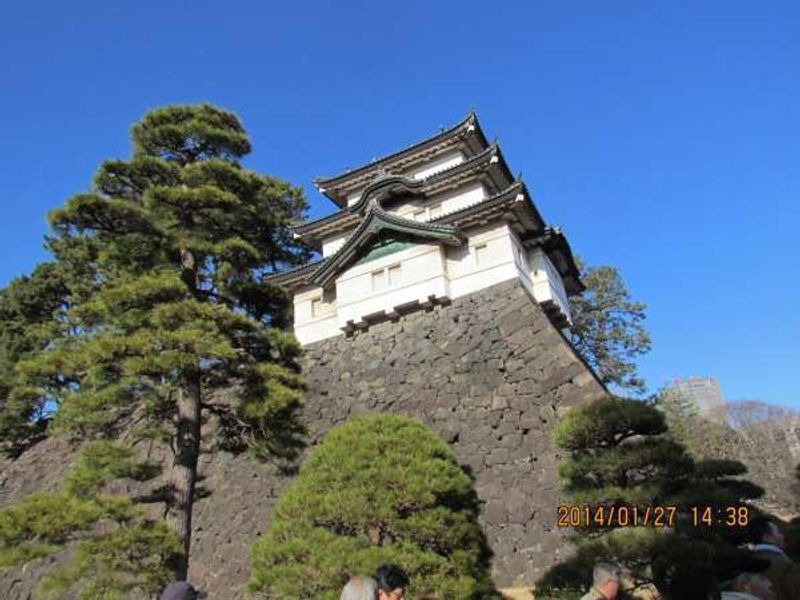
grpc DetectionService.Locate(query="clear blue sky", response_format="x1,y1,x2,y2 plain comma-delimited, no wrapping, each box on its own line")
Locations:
1,1,798,409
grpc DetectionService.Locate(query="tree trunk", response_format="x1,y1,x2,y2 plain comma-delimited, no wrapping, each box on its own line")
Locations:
168,371,202,580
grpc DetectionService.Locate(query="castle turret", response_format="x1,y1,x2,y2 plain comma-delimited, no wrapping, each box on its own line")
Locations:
268,112,582,345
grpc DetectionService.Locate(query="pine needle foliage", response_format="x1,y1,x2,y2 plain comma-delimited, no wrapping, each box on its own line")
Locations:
569,259,651,394
0,441,182,599
248,414,498,600
539,396,764,597
0,263,70,454
3,103,311,579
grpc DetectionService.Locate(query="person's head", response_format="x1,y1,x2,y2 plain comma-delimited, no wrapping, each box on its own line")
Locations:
592,562,621,599
748,517,785,549
731,572,773,600
340,576,378,600
159,581,207,600
375,564,409,600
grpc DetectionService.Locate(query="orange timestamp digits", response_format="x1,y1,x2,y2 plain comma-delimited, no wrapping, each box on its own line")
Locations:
557,505,678,528
690,505,750,527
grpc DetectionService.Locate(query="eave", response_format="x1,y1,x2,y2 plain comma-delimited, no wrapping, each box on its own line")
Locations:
296,143,514,246
434,183,582,295
314,111,490,207
269,188,583,297
525,228,585,295
435,181,540,231
310,204,464,289
263,257,327,289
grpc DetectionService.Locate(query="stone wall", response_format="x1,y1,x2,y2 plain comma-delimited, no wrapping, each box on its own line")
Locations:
298,279,604,586
0,279,604,598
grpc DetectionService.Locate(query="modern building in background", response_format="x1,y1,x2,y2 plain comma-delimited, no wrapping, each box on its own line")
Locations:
671,376,726,417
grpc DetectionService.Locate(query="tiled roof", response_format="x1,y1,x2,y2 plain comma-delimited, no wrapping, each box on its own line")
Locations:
310,204,463,288
295,142,513,242
314,111,490,206
263,257,326,285
267,184,582,296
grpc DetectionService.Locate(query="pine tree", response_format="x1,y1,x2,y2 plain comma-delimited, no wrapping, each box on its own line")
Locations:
0,440,183,599
569,259,651,394
0,262,70,454
247,414,498,600
5,103,310,580
538,396,764,597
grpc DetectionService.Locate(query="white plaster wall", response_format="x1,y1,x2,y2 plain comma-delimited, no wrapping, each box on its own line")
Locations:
528,248,572,323
510,234,554,319
293,285,341,345
388,181,486,221
335,243,448,327
436,181,486,216
409,150,465,180
322,231,350,258
446,223,521,299
293,228,575,344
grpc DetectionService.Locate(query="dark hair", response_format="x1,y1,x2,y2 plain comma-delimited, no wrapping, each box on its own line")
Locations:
667,569,719,600
747,516,774,544
375,564,409,592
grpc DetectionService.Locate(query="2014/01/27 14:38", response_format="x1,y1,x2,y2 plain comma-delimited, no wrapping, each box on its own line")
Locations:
556,505,751,528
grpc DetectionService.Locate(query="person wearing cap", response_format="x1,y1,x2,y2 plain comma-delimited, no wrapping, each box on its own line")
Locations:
159,581,207,600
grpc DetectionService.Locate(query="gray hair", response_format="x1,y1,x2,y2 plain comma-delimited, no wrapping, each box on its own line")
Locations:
341,576,378,600
593,562,621,587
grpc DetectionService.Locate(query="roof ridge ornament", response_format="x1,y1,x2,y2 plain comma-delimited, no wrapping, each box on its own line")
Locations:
365,197,382,215
464,110,478,134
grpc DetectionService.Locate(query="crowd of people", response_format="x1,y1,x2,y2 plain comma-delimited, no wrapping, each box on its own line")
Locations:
155,517,799,600
582,517,800,600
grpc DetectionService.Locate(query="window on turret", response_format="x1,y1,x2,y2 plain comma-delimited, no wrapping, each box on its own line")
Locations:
474,243,488,266
311,297,322,317
311,287,337,318
371,264,402,292
388,264,402,286
371,269,386,291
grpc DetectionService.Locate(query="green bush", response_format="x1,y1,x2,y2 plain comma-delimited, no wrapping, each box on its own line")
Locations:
247,414,498,599
539,396,764,597
0,440,182,599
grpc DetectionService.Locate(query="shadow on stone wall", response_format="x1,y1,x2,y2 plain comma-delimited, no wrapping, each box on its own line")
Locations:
0,279,604,599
